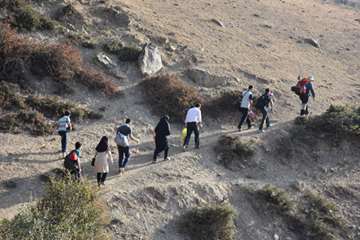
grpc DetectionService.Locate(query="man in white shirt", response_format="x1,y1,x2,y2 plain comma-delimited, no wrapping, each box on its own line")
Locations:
183,103,202,149
237,85,253,131
57,111,72,157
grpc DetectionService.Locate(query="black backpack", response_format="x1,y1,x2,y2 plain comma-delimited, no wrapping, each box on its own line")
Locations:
255,94,269,109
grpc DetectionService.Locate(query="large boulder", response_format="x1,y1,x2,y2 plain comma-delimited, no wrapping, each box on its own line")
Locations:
138,43,163,76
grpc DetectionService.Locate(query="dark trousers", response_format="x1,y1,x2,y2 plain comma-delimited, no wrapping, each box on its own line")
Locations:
300,94,309,116
117,145,130,168
58,131,67,153
97,172,107,185
70,169,80,181
238,107,251,129
259,108,270,130
183,122,199,148
153,146,169,161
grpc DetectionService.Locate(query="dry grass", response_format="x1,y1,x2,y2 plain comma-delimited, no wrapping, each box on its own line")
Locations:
179,204,236,240
140,74,203,121
215,135,256,169
0,24,119,95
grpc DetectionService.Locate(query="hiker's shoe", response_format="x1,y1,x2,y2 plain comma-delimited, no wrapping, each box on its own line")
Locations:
152,160,157,164
164,157,170,161
266,124,272,129
237,127,242,132
247,125,252,130
195,146,200,149
62,152,66,158
258,129,264,133
183,145,187,151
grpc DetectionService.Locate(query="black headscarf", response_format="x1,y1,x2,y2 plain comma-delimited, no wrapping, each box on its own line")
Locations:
96,136,108,153
155,115,170,137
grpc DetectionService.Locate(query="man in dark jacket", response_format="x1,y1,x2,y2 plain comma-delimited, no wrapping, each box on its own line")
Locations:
153,115,171,163
255,88,274,132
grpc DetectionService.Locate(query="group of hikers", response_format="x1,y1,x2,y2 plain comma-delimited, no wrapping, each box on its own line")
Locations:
59,75,316,186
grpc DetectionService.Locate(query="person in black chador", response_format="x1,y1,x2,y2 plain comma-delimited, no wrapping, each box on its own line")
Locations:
153,115,171,163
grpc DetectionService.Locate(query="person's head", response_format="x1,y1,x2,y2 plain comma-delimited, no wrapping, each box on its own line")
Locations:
248,85,253,90
96,136,108,152
125,118,131,124
265,88,270,93
163,115,170,121
64,111,70,117
75,142,82,150
195,103,201,109
309,75,315,81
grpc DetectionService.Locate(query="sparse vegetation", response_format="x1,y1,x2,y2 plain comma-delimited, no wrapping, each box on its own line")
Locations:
0,178,110,240
215,135,256,169
248,185,347,240
179,204,236,240
140,75,203,121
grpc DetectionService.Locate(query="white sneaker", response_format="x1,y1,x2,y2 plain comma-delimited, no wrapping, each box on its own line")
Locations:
258,129,264,133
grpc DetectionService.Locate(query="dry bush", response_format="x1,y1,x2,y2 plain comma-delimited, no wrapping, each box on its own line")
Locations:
0,81,26,110
75,67,119,95
179,204,236,240
140,75,203,121
25,95,103,121
204,90,241,118
215,135,256,169
0,111,54,136
0,178,111,240
103,40,142,62
0,24,119,95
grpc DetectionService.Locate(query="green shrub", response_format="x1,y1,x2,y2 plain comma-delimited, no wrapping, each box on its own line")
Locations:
140,75,203,121
215,135,255,169
103,40,142,61
257,185,295,213
10,3,56,31
297,105,360,138
0,81,26,110
179,204,236,240
0,178,110,240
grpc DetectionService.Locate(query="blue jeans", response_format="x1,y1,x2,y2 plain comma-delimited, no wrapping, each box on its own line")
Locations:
58,131,67,153
118,146,130,168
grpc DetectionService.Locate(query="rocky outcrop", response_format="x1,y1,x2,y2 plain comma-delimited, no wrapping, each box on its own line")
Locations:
138,43,163,76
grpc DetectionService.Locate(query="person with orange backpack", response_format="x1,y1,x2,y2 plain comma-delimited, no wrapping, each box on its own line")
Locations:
64,142,82,180
291,75,315,116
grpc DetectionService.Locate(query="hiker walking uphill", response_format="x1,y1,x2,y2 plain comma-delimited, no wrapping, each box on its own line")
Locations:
291,75,316,116
183,103,202,149
238,85,253,131
93,136,113,187
153,115,171,163
57,111,72,158
64,142,82,180
115,119,140,174
255,88,274,132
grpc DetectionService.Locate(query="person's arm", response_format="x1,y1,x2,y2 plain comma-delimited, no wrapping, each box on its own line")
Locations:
67,117,72,130
310,88,315,99
129,133,140,143
108,150,113,164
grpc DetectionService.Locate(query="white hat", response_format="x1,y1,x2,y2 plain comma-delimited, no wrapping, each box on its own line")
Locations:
309,75,315,81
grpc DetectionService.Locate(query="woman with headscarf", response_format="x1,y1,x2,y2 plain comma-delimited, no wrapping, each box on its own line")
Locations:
153,115,171,163
94,136,113,186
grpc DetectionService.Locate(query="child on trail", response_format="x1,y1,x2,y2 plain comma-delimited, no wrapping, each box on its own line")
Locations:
93,136,113,187
115,119,140,174
57,111,72,158
183,103,202,150
64,142,82,180
153,115,171,163
238,85,253,131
